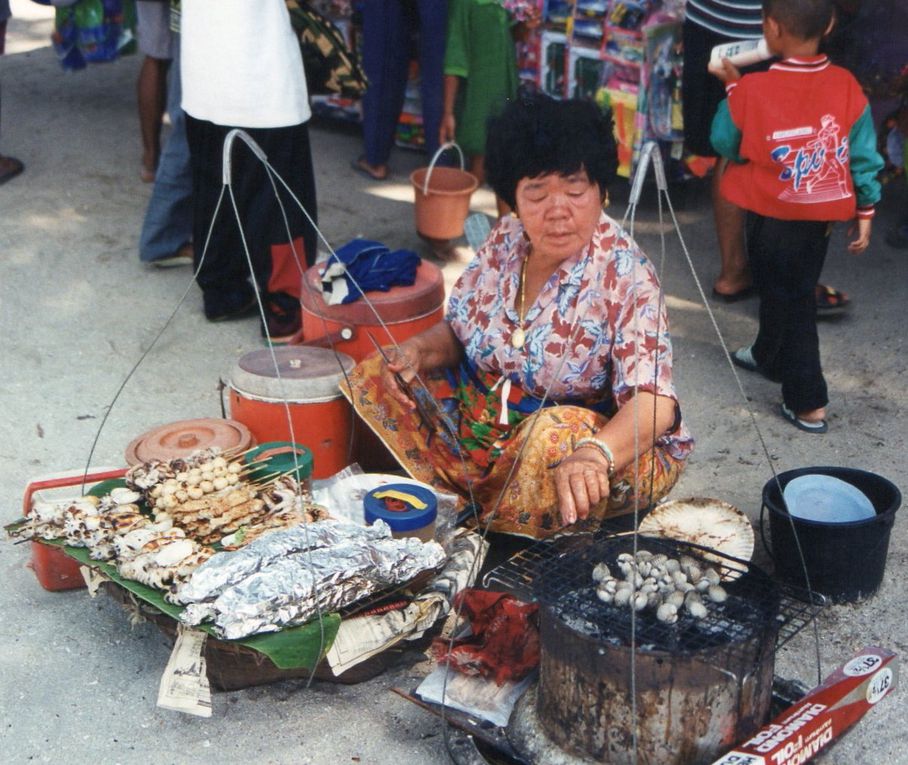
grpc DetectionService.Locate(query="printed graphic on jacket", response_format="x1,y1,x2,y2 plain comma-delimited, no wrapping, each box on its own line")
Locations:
772,114,852,205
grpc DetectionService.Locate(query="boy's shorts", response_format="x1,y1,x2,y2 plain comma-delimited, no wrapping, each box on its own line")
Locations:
136,1,174,60
682,20,769,158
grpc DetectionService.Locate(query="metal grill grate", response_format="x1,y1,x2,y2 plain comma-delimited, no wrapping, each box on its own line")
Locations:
483,526,824,655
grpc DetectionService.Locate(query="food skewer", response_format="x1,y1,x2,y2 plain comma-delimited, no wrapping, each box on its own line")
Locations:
221,444,259,459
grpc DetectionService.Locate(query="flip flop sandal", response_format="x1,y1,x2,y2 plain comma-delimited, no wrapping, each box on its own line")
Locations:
731,346,782,382
815,284,850,315
780,403,828,434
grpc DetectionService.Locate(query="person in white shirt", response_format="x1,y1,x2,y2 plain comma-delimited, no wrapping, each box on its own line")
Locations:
181,0,318,340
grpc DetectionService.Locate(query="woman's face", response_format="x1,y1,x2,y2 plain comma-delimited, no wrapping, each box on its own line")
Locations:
514,170,603,262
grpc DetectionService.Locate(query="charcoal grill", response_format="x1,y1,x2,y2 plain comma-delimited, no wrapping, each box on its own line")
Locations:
483,528,824,764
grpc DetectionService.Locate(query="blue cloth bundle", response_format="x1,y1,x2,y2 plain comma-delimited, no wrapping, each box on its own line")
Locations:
320,239,421,305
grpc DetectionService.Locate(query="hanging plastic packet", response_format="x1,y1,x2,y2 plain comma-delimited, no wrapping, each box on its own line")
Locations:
52,0,137,71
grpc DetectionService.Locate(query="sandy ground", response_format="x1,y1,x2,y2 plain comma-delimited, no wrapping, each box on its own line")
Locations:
2,3,907,764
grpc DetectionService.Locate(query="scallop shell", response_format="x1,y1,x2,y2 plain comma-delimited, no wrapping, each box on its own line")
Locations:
638,497,754,581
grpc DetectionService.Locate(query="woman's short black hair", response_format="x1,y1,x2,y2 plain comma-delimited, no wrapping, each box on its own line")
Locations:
484,92,619,210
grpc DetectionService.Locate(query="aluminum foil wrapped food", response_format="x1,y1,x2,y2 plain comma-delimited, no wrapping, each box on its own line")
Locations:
171,519,391,604
177,519,446,639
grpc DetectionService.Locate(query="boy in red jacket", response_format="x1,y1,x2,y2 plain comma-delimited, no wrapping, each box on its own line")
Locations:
710,0,883,433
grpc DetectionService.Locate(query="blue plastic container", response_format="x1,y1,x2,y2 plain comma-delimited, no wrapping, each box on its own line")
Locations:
364,483,438,542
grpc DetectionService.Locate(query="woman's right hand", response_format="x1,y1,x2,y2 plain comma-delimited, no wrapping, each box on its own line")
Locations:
553,446,611,526
381,341,421,410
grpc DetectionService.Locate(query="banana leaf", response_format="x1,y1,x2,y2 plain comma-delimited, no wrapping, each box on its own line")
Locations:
41,538,341,670
9,472,342,672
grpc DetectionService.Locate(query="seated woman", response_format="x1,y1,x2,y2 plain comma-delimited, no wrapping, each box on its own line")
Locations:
342,93,694,539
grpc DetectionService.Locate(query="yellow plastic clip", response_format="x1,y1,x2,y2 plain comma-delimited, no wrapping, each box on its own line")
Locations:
372,489,427,510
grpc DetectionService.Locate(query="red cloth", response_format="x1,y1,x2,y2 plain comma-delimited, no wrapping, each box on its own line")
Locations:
432,589,539,686
268,237,306,297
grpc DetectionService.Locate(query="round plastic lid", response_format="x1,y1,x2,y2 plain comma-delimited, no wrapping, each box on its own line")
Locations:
125,418,254,465
783,474,876,523
364,482,438,532
300,258,444,325
244,441,314,482
229,346,356,401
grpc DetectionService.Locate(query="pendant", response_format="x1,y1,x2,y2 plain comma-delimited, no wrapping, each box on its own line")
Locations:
511,327,526,349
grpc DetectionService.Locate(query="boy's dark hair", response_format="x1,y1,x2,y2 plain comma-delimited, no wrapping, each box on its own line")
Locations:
484,93,618,210
763,0,835,40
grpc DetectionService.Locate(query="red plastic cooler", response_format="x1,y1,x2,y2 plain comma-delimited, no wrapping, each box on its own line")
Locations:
296,259,446,471
297,258,445,359
226,346,357,479
22,467,127,591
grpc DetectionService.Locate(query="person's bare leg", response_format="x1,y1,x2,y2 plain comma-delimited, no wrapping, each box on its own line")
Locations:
712,159,751,296
137,55,170,182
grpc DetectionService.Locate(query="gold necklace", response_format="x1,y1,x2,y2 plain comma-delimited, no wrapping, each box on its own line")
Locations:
511,256,528,349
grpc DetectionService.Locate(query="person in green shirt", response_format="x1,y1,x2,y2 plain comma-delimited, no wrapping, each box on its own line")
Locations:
439,0,538,211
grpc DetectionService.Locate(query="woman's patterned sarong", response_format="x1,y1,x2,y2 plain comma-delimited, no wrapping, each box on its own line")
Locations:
341,354,685,539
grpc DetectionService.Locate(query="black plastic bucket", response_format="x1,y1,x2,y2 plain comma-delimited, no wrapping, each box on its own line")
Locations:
761,466,901,603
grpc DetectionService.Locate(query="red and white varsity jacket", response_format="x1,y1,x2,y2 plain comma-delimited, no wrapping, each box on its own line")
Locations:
711,55,883,221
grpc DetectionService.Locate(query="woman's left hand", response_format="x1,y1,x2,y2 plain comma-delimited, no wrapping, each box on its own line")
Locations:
553,446,611,526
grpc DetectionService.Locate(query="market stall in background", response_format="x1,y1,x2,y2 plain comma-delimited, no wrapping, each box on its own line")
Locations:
307,0,686,179
303,0,906,184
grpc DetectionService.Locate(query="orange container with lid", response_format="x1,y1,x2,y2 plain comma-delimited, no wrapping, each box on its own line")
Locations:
297,258,445,360
225,346,357,479
297,259,445,472
125,418,254,465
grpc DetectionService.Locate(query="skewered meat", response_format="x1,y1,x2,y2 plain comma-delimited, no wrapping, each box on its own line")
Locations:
12,452,332,594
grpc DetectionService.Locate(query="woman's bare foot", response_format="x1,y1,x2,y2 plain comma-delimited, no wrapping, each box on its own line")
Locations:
712,276,753,297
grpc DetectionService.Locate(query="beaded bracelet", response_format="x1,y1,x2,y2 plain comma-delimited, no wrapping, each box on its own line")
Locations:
574,437,617,479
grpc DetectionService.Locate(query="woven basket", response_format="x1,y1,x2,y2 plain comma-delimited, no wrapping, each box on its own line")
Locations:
102,581,396,690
